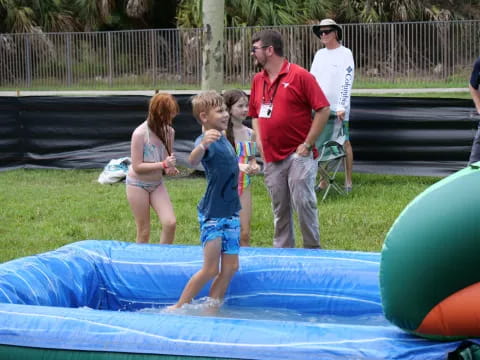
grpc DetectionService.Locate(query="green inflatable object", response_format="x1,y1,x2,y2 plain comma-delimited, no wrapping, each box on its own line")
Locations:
380,163,480,340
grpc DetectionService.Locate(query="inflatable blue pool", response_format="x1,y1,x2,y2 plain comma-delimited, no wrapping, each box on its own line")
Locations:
0,240,476,359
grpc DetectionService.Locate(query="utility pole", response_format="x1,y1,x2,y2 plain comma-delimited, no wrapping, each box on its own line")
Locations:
201,0,224,91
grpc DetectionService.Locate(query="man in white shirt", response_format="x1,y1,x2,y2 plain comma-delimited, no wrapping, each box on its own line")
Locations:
310,19,355,193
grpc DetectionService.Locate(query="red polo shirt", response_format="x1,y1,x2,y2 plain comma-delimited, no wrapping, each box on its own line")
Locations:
248,60,329,163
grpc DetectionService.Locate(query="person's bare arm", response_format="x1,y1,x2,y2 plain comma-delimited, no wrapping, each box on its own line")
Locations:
296,106,330,156
469,84,480,114
252,117,264,160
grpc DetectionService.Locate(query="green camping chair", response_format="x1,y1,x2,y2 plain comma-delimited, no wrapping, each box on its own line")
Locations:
315,111,346,201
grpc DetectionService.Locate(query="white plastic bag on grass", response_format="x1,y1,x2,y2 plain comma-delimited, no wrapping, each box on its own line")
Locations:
98,157,131,184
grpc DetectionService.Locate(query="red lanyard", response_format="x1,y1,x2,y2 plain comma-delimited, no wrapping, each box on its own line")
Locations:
261,62,290,104
262,80,280,104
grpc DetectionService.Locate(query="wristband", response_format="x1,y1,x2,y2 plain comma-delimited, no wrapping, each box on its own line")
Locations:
303,142,312,151
161,161,167,169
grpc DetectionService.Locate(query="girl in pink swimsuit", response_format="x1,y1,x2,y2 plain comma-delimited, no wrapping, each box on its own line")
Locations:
126,93,180,244
224,90,260,247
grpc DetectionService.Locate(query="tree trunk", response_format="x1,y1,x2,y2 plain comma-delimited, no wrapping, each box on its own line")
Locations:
201,0,224,91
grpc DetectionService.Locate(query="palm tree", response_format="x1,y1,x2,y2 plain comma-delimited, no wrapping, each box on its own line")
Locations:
37,0,78,32
0,0,78,33
71,0,124,31
177,0,327,28
176,0,202,28
332,0,480,23
1,0,478,34
0,0,38,33
331,0,419,23
175,0,478,28
126,0,150,19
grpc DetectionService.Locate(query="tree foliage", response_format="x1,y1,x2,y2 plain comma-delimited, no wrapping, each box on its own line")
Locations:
0,0,78,33
0,0,176,33
176,0,480,27
0,0,479,34
176,0,333,27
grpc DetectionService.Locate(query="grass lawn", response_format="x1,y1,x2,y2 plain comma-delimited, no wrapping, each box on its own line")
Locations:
0,168,441,264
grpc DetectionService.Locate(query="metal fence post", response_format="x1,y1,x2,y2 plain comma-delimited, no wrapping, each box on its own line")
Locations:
66,33,72,86
241,27,246,87
150,29,156,87
390,23,395,83
108,32,113,86
24,35,31,88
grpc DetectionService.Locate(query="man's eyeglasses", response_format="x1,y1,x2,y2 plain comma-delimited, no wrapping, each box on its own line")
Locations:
318,29,334,36
251,45,270,53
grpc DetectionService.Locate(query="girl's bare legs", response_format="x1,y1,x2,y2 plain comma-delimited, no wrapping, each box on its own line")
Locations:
150,184,176,244
168,238,222,309
126,185,151,243
209,252,239,300
239,187,252,246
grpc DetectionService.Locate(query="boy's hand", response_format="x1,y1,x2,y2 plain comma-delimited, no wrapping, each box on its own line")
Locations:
202,129,222,147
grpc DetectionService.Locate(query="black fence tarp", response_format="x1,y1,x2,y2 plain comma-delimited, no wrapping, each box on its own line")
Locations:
0,95,476,176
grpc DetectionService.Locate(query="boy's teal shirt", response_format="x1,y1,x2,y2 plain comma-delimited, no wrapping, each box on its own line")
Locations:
195,135,240,218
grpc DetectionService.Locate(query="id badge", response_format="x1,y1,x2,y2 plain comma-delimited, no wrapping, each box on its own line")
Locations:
259,103,273,118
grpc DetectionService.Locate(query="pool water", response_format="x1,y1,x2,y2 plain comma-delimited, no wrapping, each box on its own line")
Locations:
138,297,390,326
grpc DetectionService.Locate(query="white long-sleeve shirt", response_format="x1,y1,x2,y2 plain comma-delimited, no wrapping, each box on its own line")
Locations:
310,45,354,114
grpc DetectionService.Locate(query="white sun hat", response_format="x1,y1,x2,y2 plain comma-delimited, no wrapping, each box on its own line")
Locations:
313,18,343,40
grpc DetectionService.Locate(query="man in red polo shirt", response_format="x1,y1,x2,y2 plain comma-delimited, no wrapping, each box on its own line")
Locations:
248,29,330,249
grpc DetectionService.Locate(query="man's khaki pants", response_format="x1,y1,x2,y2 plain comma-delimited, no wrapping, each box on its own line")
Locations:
264,152,320,249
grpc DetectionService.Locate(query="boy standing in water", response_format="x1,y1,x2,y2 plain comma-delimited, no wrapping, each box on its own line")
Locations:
168,91,241,310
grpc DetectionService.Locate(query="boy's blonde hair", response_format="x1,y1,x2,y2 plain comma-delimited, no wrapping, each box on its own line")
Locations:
191,90,224,123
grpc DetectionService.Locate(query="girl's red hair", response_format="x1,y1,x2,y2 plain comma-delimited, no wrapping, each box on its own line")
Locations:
147,93,179,155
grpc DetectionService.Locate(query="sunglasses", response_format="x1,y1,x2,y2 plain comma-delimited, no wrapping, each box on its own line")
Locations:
251,45,270,53
318,29,335,36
